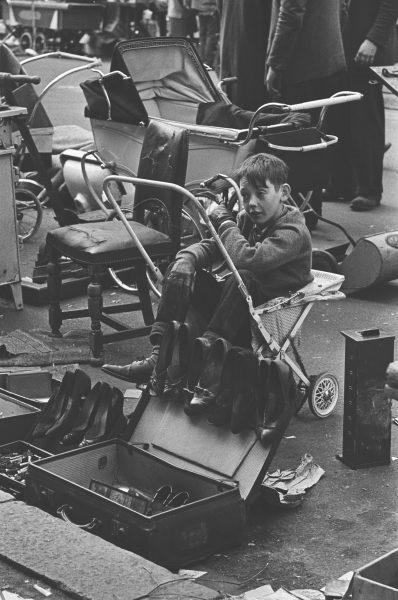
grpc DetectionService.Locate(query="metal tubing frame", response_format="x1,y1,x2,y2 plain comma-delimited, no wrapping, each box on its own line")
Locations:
25,55,101,126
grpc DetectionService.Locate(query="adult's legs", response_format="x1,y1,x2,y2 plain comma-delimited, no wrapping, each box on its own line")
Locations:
349,67,384,209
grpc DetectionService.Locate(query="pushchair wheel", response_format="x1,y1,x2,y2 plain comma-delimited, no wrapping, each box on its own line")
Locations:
308,372,339,418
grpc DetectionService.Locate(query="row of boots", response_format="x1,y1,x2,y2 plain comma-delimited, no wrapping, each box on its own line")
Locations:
150,321,297,443
30,369,127,451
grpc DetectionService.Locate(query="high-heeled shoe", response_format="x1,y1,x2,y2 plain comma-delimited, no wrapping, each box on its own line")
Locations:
30,371,75,439
150,321,180,396
60,381,102,446
45,369,91,440
80,384,124,446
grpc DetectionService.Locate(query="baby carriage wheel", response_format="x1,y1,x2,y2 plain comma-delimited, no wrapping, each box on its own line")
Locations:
308,372,339,418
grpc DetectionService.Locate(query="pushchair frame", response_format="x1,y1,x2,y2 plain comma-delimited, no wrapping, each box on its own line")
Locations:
101,174,345,419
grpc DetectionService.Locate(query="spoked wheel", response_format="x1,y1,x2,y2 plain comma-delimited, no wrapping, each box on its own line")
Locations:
308,372,339,418
15,187,43,242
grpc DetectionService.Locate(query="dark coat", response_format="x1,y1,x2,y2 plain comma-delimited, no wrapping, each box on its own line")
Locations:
218,0,273,110
344,0,398,66
266,0,346,85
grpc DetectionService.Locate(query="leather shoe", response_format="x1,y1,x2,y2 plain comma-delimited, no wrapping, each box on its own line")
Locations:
31,370,75,439
256,360,296,446
230,348,258,434
185,336,231,416
207,346,236,427
182,336,213,409
102,358,155,383
45,369,91,440
350,195,380,212
150,321,181,396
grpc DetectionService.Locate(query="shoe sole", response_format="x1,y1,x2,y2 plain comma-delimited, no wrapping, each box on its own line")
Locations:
101,366,148,384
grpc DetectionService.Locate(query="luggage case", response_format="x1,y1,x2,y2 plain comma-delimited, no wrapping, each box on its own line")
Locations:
26,387,288,568
0,440,51,497
0,391,40,444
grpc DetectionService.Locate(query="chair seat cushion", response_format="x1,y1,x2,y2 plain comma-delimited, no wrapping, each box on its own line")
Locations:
46,221,173,266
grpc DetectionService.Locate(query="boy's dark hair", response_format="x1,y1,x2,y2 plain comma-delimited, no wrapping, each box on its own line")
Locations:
234,153,289,190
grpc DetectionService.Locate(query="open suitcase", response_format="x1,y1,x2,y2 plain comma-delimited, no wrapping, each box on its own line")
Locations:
26,386,289,568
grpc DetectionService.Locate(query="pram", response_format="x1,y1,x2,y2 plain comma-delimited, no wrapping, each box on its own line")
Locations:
101,173,345,419
64,37,361,233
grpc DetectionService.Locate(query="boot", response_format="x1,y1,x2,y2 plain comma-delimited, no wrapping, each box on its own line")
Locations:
163,321,200,401
30,371,75,439
257,360,296,446
230,348,258,434
185,337,231,416
207,347,237,427
45,369,91,440
101,348,159,384
150,322,180,396
182,336,213,410
60,381,102,446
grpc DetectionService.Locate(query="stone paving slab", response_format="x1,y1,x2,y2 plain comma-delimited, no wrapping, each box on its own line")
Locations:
0,501,217,600
0,490,14,503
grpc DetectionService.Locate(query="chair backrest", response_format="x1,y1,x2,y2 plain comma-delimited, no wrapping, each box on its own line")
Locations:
133,119,189,256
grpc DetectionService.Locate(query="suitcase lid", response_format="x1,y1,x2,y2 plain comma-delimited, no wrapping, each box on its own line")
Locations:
0,391,41,418
129,388,282,500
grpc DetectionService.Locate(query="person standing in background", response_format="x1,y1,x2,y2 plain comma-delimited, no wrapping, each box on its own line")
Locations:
187,0,219,68
344,0,398,212
265,0,351,211
167,0,196,37
218,0,272,111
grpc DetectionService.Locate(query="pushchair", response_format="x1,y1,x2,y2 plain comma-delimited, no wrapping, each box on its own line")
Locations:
63,37,361,234
100,172,345,420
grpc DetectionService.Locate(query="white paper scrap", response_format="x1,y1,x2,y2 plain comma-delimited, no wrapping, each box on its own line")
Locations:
244,584,274,599
178,569,207,579
32,585,52,597
2,592,34,600
290,589,325,599
261,589,298,599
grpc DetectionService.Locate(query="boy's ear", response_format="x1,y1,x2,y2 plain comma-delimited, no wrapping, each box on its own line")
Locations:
281,182,291,199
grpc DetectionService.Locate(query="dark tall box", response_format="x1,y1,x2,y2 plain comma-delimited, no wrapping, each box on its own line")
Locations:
341,329,394,469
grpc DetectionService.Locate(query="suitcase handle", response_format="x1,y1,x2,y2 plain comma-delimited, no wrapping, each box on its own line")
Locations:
57,504,101,531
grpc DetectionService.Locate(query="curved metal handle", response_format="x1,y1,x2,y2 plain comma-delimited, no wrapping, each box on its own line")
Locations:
266,133,338,153
57,504,101,531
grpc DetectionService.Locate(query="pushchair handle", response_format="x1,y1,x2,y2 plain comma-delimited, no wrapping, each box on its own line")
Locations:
240,92,362,146
265,133,338,153
102,176,250,296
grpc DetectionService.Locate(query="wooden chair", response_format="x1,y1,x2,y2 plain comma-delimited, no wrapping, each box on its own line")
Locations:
45,120,189,357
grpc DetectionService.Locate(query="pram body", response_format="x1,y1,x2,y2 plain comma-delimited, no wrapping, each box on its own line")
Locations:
81,37,356,194
84,37,257,186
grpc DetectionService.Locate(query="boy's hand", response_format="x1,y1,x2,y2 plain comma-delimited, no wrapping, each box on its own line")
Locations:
355,39,378,66
171,258,195,277
208,205,235,231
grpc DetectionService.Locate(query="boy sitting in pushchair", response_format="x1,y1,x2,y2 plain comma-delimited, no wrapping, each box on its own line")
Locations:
102,152,313,411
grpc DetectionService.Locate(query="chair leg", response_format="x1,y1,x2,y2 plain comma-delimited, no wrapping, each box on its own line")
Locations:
87,267,104,358
135,263,155,326
47,250,63,336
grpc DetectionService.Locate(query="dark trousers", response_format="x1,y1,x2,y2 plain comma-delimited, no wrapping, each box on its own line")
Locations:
150,267,268,347
282,69,354,199
348,67,384,200
198,13,219,68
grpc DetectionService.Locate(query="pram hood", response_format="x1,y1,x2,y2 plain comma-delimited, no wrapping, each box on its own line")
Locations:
81,37,224,126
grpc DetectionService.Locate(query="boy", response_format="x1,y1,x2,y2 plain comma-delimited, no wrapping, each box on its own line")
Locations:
102,153,313,383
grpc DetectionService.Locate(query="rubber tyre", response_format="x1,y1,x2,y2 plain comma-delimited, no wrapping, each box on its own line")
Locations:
19,31,32,51
311,250,340,273
308,372,339,418
15,187,43,242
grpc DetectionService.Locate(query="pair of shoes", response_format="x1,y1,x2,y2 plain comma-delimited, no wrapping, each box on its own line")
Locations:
256,359,296,446
350,195,380,212
207,346,258,434
101,356,156,384
184,337,231,416
60,381,103,446
161,320,203,400
79,384,124,446
31,369,91,440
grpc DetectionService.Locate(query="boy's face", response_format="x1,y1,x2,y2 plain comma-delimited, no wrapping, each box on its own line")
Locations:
239,176,291,226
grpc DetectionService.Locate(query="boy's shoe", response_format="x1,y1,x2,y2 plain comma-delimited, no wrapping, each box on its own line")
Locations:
102,357,156,383
350,195,380,212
